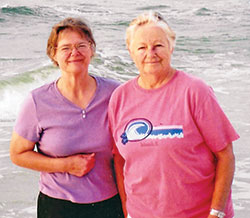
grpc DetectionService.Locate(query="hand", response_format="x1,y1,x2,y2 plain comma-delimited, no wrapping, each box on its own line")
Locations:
65,153,96,177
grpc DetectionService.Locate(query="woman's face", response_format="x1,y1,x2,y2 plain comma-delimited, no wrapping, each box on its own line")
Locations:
54,28,93,76
129,23,173,76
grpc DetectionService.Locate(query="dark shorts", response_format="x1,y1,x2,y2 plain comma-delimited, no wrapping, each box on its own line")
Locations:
37,192,124,218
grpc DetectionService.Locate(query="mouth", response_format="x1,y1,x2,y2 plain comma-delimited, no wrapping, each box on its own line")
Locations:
144,59,160,63
144,61,160,64
68,59,83,63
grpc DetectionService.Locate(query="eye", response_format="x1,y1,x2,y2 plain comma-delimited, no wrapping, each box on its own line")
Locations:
138,46,146,50
155,44,163,48
60,46,70,51
78,43,88,49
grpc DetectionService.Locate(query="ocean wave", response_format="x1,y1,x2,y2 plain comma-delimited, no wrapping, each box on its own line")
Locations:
0,65,59,89
0,5,37,16
233,157,250,211
137,5,170,11
195,7,213,16
0,5,60,19
52,4,111,18
0,65,60,119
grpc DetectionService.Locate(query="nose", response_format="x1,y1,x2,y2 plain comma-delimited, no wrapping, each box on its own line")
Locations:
146,47,156,57
71,47,80,56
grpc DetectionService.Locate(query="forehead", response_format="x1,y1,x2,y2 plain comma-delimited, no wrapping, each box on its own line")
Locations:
132,23,168,44
57,28,87,45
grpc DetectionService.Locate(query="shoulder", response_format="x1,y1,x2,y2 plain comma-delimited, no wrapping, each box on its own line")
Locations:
108,78,136,110
94,75,121,91
176,71,219,116
111,78,136,97
29,81,56,107
177,71,208,87
176,70,212,95
31,81,55,97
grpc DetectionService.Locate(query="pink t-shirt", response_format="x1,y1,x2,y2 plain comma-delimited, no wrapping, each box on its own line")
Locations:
108,71,239,218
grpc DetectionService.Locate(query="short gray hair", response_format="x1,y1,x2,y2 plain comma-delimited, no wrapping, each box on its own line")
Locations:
126,11,176,50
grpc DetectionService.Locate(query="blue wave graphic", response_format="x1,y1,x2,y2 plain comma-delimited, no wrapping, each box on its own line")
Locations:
121,119,183,144
150,128,183,136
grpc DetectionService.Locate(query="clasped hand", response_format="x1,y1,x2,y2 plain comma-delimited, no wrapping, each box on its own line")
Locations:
65,153,96,177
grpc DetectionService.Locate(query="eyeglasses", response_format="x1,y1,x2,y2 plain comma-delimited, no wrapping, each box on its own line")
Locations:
56,42,91,55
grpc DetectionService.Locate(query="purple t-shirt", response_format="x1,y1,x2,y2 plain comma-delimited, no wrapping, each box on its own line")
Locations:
14,75,119,203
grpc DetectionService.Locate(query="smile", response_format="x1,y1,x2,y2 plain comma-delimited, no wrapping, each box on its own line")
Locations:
144,61,160,64
68,59,83,63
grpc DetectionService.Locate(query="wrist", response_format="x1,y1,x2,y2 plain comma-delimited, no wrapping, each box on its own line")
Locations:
210,208,225,218
59,156,69,173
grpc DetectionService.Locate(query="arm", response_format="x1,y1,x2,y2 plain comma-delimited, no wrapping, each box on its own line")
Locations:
208,143,235,218
114,152,127,218
10,131,95,177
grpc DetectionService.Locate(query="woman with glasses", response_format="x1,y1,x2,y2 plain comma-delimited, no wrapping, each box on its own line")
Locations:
10,17,123,218
108,12,239,218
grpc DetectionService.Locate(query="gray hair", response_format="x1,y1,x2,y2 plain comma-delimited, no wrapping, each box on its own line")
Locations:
126,11,176,50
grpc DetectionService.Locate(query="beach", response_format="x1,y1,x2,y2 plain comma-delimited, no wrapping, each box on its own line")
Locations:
0,0,250,217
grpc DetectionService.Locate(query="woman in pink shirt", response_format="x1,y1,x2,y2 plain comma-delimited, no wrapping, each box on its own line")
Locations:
10,17,123,218
108,12,239,218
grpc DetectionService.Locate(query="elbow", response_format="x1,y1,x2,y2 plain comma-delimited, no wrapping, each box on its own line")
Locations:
9,132,35,167
9,149,20,166
9,142,23,166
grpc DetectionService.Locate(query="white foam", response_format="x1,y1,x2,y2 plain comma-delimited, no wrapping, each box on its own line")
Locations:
19,206,36,214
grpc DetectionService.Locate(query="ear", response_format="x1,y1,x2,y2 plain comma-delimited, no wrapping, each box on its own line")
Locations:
128,48,136,63
90,48,95,58
53,55,58,63
52,50,58,62
128,47,132,56
52,53,59,67
88,43,94,58
126,40,132,54
127,44,134,59
170,47,174,54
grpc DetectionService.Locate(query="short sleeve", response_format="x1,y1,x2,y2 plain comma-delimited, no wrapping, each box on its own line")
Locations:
14,93,41,142
195,87,239,152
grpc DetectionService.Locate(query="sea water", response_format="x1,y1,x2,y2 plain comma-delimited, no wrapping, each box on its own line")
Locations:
0,0,249,217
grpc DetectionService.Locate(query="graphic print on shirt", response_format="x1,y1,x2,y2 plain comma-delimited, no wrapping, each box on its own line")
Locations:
120,118,184,145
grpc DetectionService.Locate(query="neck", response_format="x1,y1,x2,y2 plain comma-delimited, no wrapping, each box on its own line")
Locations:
57,72,96,109
58,72,90,93
138,68,176,89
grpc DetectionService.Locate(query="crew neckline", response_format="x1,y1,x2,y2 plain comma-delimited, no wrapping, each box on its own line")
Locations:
133,70,179,93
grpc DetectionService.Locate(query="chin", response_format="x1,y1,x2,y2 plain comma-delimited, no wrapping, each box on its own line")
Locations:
143,68,161,75
67,67,85,74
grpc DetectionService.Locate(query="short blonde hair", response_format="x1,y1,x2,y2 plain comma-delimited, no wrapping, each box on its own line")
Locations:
126,11,176,50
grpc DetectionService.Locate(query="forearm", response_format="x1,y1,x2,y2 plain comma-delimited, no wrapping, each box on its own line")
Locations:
10,131,95,177
210,143,235,211
10,149,67,173
114,153,127,217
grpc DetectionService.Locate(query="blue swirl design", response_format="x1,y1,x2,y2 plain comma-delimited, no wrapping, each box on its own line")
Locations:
121,119,184,145
121,119,152,145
